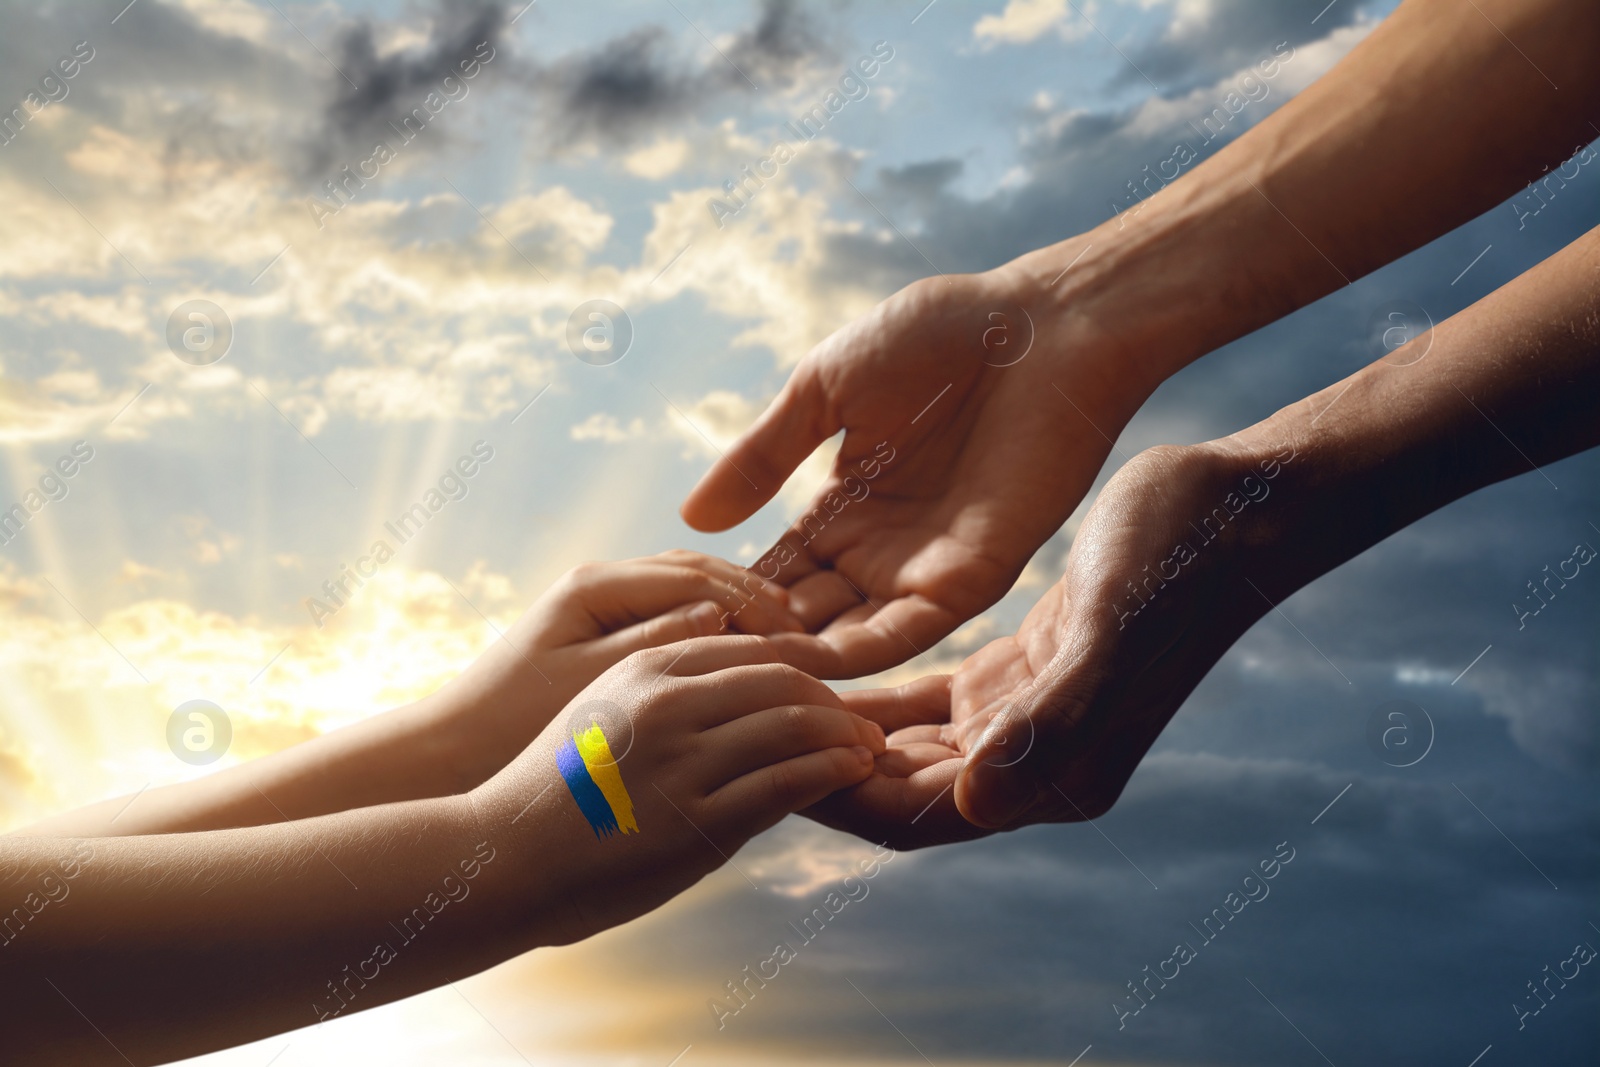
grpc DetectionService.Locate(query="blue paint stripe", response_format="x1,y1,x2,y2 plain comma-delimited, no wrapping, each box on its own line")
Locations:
557,738,619,839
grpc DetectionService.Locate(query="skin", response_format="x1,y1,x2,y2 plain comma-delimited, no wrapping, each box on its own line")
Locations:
809,221,1600,848
679,0,1600,835
18,550,806,837
1,560,885,1064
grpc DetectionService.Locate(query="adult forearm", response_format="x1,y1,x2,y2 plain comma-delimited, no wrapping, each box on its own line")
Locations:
0,795,551,1064
1005,0,1600,390
1231,223,1600,590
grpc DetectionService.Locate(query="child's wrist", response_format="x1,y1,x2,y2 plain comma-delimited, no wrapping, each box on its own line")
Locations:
414,687,537,794
465,763,594,948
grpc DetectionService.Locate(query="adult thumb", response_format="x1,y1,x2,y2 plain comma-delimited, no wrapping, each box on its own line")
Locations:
954,661,1102,829
679,364,835,532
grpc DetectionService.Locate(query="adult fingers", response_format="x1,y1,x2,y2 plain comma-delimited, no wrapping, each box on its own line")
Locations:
698,704,885,787
709,746,876,840
680,364,837,533
955,625,1112,828
784,570,864,631
802,760,993,851
757,631,849,678
837,674,953,732
814,594,967,679
875,735,960,778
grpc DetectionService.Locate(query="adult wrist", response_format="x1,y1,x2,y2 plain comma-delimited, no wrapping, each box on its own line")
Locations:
994,164,1353,398
1214,380,1427,596
994,210,1228,391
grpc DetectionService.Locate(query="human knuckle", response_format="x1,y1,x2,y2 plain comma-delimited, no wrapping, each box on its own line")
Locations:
763,760,802,802
777,703,816,739
567,560,606,586
762,661,811,689
622,645,672,678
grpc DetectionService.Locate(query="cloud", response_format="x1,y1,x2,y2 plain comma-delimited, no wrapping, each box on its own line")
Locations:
0,557,524,829
570,412,648,443
973,0,1095,48
625,136,692,179
307,0,512,176
1124,0,1367,90
534,0,830,151
877,157,964,202
805,18,1374,302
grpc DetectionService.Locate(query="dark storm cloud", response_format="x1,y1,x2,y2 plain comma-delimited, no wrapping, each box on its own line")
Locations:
722,0,829,87
878,157,964,199
309,0,511,174
1121,0,1367,91
708,8,1599,1063
590,745,1597,1065
812,77,1288,295
299,0,831,168
540,25,701,143
537,0,831,147
812,9,1370,292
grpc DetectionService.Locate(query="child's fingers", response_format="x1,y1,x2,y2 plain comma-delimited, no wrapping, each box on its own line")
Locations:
571,559,801,636
589,600,725,662
690,661,844,725
650,550,793,608
640,633,783,677
707,746,876,837
652,555,802,635
627,552,801,633
698,704,885,786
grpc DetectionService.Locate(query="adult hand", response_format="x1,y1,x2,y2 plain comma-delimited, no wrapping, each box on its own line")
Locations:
683,0,1600,683
806,438,1291,848
681,262,1154,679
813,221,1600,845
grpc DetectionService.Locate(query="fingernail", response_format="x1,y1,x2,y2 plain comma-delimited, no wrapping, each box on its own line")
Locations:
851,745,874,766
860,720,886,751
962,757,1034,827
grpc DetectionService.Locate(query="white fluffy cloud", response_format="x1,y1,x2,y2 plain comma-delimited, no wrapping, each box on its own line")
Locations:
973,0,1097,48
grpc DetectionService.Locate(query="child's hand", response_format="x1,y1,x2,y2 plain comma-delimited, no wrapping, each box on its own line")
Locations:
515,550,803,703
474,634,884,943
433,551,802,780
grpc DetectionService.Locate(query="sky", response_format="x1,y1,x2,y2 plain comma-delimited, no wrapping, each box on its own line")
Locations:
1,0,1597,1064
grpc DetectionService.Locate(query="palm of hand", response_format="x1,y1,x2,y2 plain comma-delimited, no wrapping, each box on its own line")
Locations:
686,270,1145,680
810,443,1285,847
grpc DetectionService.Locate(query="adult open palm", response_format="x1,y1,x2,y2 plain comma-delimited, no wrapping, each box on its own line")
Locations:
806,440,1302,848
681,262,1150,679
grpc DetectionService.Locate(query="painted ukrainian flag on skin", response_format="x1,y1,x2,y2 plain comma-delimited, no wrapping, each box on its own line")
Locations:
557,724,639,838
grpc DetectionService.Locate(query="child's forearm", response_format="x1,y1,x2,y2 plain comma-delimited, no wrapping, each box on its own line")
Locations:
12,689,518,838
0,793,552,1064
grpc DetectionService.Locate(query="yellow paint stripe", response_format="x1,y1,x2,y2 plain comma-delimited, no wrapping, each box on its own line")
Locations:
574,725,638,834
